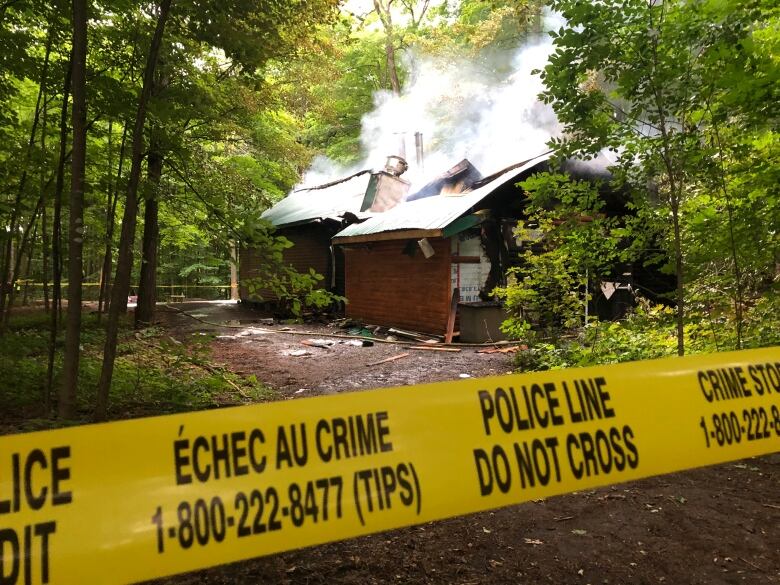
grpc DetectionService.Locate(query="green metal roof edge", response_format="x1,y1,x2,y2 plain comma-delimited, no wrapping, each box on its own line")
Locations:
441,213,487,238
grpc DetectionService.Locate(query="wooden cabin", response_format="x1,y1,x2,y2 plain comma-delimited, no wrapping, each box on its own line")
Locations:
239,158,411,306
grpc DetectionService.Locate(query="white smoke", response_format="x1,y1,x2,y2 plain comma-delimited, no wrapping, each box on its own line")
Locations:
300,10,565,192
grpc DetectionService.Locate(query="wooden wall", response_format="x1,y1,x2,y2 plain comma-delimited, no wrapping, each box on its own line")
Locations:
240,224,333,302
343,238,452,334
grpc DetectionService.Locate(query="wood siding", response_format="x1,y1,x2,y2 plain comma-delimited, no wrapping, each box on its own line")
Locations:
239,225,333,301
343,238,452,334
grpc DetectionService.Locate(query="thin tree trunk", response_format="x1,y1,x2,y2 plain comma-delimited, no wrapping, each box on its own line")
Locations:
60,0,88,418
5,196,43,324
97,119,113,320
97,122,129,321
373,0,401,94
45,52,72,413
229,241,239,301
649,18,684,357
0,26,53,328
135,140,163,327
671,195,684,356
96,0,173,422
706,106,743,350
21,223,37,305
41,88,50,313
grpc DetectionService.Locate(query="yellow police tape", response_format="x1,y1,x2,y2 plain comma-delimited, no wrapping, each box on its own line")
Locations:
1,347,779,584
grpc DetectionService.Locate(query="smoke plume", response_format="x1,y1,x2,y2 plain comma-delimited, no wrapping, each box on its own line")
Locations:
301,11,566,192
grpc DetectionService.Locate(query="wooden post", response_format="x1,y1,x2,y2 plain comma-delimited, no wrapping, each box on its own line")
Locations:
445,287,459,344
229,240,239,301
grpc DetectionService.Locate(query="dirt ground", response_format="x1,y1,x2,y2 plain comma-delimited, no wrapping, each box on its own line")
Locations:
153,301,779,585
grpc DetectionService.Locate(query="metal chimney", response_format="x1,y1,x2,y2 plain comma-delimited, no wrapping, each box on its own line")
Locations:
415,132,424,171
360,156,411,212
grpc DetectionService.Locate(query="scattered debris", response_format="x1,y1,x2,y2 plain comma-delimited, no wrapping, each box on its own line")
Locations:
236,328,272,337
283,349,310,357
348,327,375,338
409,346,461,353
342,339,374,347
477,345,525,354
294,389,308,395
553,516,574,522
523,538,544,546
216,335,237,340
459,373,471,378
302,339,336,348
387,328,441,343
571,529,588,536
367,353,410,367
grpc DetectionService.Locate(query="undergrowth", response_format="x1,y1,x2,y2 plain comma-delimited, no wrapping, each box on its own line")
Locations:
513,292,780,372
0,310,274,434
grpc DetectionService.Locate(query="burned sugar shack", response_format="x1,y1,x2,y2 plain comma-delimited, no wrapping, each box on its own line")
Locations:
243,149,643,336
239,156,411,306
332,152,641,340
331,154,552,338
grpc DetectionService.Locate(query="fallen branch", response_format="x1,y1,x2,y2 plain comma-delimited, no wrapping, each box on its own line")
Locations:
409,346,461,353
738,557,763,571
367,353,410,367
136,336,249,398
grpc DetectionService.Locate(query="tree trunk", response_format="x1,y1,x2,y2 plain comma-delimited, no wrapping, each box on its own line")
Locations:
373,0,401,94
229,241,239,301
0,26,53,329
45,52,72,413
95,0,173,422
21,223,37,305
97,119,113,321
4,196,43,324
97,122,129,321
60,0,88,419
41,89,50,313
671,194,684,356
135,141,163,328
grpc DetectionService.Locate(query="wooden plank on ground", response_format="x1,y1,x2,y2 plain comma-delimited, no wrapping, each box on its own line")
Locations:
409,346,461,353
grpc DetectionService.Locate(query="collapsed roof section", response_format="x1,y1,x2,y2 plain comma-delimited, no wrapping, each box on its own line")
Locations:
406,159,483,201
260,172,373,229
332,152,553,244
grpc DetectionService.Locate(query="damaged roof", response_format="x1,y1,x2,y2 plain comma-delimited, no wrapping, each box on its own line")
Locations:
406,159,483,201
261,172,373,228
332,152,552,243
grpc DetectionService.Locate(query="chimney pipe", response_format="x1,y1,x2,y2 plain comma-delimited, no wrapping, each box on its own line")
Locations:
415,132,424,171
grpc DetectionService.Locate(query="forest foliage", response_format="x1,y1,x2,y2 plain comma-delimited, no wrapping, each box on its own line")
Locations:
497,0,779,367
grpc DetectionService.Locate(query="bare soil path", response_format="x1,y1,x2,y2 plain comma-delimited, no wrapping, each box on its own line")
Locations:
153,301,779,585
